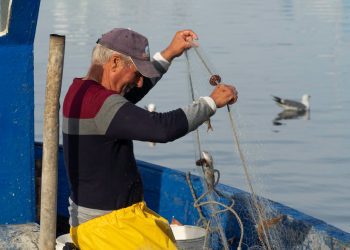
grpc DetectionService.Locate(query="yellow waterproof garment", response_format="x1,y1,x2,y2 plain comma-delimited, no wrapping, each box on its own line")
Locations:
70,201,177,250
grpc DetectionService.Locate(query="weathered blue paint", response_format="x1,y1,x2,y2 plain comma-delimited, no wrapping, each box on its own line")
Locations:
34,143,350,249
0,0,41,223
138,159,350,249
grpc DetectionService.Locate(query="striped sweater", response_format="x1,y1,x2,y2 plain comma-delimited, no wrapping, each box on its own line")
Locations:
63,60,215,225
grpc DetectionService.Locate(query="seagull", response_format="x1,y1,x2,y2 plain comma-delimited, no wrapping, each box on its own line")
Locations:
272,94,310,111
145,103,156,112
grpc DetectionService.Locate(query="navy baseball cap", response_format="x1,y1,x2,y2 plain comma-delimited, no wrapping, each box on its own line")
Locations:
97,28,160,78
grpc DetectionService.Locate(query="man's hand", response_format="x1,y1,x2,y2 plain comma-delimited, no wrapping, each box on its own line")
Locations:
161,29,198,62
210,84,238,108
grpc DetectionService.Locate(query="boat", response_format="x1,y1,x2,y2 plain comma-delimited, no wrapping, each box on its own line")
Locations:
1,0,350,249
33,143,350,250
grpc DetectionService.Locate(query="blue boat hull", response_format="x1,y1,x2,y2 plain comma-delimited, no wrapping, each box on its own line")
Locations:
34,143,350,249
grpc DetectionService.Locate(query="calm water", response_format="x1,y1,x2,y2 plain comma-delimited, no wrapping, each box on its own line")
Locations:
34,0,350,232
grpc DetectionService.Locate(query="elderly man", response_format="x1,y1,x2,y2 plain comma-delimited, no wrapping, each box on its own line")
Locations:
63,28,238,249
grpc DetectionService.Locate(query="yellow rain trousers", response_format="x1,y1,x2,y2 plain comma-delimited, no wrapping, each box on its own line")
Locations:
70,201,177,250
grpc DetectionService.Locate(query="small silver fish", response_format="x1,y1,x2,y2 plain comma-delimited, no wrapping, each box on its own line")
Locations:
201,151,216,189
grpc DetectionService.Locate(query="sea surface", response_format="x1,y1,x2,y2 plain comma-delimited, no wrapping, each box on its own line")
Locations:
34,0,350,232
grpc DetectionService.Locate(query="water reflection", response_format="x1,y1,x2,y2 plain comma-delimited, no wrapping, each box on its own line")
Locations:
280,0,294,19
34,0,350,232
273,110,310,126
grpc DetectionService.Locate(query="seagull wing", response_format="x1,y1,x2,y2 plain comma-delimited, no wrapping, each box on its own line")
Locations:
272,96,306,111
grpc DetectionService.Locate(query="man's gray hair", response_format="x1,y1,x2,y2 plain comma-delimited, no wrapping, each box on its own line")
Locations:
91,44,132,65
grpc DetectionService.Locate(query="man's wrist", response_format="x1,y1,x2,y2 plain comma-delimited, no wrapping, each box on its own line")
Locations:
160,48,175,63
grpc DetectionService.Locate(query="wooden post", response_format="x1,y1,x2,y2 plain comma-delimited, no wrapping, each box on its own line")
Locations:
0,0,11,32
39,34,65,250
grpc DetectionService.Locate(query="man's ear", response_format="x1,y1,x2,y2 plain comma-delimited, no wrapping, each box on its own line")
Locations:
111,55,121,70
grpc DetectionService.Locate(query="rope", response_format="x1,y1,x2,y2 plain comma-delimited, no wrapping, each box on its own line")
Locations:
193,46,214,76
196,200,244,250
189,45,273,250
185,51,203,172
185,51,230,250
228,110,272,250
186,172,207,227
186,171,244,249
